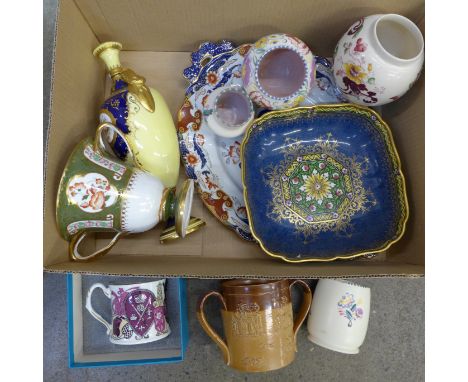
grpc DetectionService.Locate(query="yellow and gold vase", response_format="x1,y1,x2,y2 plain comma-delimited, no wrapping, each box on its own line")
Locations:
94,41,180,187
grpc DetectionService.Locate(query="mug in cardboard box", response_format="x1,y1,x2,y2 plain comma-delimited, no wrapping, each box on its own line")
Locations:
56,122,197,261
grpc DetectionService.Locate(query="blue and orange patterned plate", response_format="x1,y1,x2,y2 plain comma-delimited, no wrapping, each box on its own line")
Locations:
178,41,346,242
241,104,409,262
178,41,254,241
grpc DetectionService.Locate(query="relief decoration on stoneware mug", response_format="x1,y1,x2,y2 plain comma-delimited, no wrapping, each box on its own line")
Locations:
197,279,311,372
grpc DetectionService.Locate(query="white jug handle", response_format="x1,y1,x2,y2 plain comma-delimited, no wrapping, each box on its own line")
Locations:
85,283,113,335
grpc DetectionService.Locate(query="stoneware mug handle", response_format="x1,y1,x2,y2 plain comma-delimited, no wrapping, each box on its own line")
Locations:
197,291,231,365
69,230,126,262
94,121,137,167
85,283,113,335
289,280,312,347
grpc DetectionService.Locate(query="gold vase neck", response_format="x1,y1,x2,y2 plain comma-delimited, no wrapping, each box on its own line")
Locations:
93,41,156,112
109,67,125,81
93,41,123,72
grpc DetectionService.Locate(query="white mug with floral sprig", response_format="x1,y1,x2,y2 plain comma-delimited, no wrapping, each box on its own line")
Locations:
307,279,371,354
333,14,424,106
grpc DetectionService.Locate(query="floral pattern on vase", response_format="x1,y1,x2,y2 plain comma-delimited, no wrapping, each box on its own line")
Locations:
66,173,118,213
333,14,424,106
333,29,381,104
338,292,364,327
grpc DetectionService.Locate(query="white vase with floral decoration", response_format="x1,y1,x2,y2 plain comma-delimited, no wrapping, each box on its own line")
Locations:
333,14,424,106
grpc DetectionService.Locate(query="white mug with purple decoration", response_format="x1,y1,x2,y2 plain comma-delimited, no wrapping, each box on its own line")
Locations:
85,280,170,345
307,279,370,354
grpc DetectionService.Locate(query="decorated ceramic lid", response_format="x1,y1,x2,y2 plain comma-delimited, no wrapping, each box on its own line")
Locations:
242,34,315,110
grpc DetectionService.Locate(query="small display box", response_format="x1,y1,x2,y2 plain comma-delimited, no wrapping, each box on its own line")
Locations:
67,274,188,368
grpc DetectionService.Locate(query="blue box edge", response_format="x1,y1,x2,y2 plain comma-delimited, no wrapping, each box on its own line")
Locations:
67,274,188,368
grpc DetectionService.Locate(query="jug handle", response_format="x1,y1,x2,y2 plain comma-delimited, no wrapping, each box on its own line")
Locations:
69,230,126,262
197,291,231,365
289,280,312,345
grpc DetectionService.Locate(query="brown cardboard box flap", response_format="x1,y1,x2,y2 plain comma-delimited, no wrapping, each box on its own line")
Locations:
45,255,423,279
44,0,425,277
75,0,424,54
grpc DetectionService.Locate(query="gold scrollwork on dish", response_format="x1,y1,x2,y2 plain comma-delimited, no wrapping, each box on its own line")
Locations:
241,104,409,263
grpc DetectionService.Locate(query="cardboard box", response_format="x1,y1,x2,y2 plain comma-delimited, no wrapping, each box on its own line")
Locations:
67,275,188,367
44,0,425,278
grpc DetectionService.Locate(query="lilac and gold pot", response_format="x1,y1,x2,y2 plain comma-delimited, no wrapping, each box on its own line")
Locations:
242,34,315,110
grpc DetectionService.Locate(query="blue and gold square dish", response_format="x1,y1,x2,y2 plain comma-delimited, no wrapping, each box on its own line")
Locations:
241,105,408,262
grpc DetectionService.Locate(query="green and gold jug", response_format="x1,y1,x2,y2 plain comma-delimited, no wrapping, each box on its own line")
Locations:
56,123,200,261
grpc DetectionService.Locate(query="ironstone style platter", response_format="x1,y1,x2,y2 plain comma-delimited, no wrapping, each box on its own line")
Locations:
241,104,408,262
178,41,346,242
178,41,254,241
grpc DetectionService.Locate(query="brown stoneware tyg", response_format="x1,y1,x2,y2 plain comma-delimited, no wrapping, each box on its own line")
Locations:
197,279,312,372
